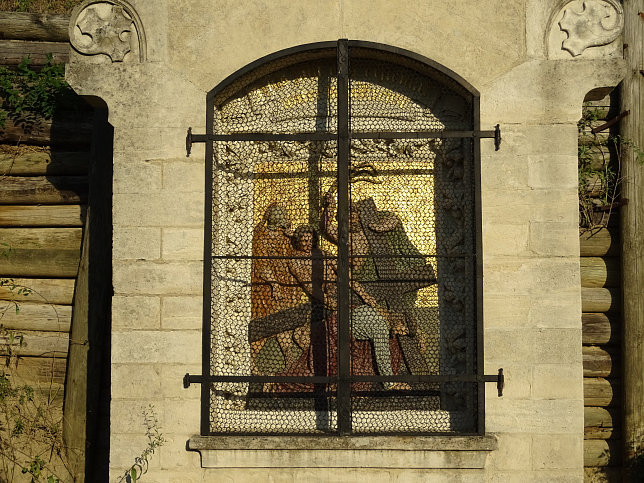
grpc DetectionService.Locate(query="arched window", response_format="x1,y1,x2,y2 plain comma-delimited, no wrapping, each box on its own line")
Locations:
187,40,499,435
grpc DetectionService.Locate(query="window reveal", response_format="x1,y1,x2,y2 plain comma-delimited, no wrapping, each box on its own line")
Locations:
185,41,502,435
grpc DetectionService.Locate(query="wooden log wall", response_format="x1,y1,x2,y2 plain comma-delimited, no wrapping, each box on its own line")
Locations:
0,12,69,66
0,12,88,410
579,95,623,478
1,13,113,480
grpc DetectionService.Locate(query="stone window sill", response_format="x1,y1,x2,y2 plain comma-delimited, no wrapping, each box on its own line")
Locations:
188,435,497,469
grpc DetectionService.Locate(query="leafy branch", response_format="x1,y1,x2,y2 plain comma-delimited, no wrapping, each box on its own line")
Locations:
0,372,69,482
1,277,33,319
0,249,71,481
119,405,166,483
0,55,75,128
577,102,644,231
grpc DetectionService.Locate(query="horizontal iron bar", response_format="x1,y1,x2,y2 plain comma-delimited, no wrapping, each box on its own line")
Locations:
190,130,497,143
185,375,334,386
209,278,439,284
211,254,473,260
594,199,628,212
210,133,335,141
212,255,335,260
191,133,208,143
351,254,473,259
184,373,498,386
245,389,441,397
356,280,436,283
350,130,496,140
253,168,436,179
590,110,629,134
351,375,497,383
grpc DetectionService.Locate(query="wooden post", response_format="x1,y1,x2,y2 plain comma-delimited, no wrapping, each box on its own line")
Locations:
63,105,113,481
620,0,644,469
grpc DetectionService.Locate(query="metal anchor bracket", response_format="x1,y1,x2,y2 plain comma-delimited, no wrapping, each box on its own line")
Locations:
496,368,504,397
186,127,207,158
481,368,504,397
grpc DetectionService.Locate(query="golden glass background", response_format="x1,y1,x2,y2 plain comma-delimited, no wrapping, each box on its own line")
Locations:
253,156,439,310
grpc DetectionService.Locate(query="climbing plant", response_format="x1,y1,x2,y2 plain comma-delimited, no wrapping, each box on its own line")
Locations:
577,102,643,231
119,406,166,483
0,55,75,128
0,372,71,482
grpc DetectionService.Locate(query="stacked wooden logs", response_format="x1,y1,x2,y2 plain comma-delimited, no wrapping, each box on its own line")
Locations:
0,12,88,402
579,96,622,479
0,12,69,65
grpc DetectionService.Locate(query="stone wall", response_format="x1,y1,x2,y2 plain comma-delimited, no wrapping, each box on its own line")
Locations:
65,0,626,481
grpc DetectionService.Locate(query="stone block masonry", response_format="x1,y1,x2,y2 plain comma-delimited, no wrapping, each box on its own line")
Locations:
64,0,627,480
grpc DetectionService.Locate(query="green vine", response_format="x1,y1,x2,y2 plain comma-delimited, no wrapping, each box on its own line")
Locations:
0,372,69,482
16,0,34,11
1,277,33,317
119,405,166,483
1,247,69,480
0,55,75,128
576,101,644,231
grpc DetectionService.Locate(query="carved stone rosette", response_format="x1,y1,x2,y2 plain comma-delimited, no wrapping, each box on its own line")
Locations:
69,0,147,62
558,0,623,57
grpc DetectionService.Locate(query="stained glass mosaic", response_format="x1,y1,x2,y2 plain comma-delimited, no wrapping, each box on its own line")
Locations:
203,44,479,435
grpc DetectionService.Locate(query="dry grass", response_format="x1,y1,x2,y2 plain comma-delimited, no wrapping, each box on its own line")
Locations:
0,0,82,14
0,365,74,483
0,144,50,155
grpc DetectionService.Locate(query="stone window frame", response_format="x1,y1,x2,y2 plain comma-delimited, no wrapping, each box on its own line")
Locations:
188,40,489,437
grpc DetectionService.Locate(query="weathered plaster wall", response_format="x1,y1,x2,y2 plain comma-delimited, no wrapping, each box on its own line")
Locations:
65,0,626,481
165,0,526,93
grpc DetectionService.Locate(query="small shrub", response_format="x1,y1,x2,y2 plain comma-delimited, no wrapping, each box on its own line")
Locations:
0,372,71,482
120,405,166,483
0,55,76,128
16,0,33,12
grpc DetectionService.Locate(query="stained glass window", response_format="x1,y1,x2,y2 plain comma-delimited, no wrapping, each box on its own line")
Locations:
199,41,483,435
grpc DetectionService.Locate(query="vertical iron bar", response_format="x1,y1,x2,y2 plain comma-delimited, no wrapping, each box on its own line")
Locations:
308,71,330,227
473,97,485,435
202,93,215,435
336,38,352,434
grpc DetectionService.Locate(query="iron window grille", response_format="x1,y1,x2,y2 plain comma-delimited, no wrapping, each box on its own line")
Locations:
185,40,502,436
